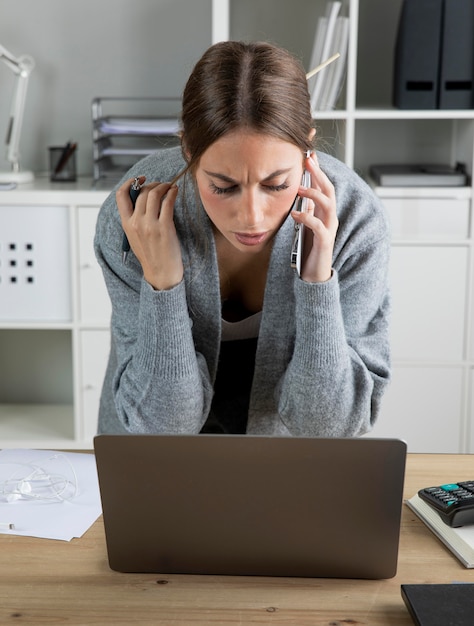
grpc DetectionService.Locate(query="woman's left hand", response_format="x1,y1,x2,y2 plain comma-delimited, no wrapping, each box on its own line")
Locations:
291,152,338,283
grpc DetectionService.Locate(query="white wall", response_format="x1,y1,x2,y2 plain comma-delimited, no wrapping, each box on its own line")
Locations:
0,0,212,177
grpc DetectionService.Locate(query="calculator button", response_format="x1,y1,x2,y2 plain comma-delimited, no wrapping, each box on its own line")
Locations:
440,484,460,491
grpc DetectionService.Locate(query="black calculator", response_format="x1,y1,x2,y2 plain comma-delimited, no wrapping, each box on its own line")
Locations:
418,481,474,527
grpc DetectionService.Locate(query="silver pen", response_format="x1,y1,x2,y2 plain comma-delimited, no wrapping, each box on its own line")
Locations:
122,177,142,263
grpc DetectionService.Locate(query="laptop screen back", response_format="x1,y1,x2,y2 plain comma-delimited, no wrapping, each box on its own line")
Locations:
94,434,406,579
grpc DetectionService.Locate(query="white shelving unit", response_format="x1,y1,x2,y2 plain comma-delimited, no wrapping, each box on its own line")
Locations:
1,0,473,451
0,180,109,449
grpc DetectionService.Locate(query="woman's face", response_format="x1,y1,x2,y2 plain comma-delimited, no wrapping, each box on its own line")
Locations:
194,130,304,254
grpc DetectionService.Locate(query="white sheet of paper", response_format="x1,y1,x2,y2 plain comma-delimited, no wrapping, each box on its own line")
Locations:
0,449,102,541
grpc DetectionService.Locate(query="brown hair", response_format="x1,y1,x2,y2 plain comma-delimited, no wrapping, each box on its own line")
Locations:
180,40,314,173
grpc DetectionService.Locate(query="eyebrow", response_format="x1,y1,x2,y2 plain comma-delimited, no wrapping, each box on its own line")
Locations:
203,168,292,184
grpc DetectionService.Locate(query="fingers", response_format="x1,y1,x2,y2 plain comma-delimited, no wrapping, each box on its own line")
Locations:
293,153,337,232
116,176,146,220
115,177,182,289
116,177,177,224
291,153,338,283
138,182,179,221
158,184,179,222
306,152,333,198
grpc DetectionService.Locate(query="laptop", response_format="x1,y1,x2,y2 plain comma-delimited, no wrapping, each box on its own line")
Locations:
94,434,406,578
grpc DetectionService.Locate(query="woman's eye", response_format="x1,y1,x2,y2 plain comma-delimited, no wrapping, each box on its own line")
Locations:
210,182,237,195
209,181,289,195
264,183,290,192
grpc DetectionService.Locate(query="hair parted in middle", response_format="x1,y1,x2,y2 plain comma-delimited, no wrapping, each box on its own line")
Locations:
180,40,315,173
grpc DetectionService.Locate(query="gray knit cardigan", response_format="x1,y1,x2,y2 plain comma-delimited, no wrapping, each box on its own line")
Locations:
94,147,391,437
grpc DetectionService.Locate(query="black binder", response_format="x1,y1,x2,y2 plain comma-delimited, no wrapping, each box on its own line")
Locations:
393,0,443,109
439,0,474,109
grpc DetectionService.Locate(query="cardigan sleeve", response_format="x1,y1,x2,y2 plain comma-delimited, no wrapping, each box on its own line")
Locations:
93,153,214,434
273,153,391,437
276,234,391,437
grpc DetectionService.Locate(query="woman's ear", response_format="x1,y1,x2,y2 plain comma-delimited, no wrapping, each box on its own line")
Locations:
180,135,191,163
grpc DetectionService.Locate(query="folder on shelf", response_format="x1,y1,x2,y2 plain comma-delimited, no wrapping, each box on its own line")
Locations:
393,0,443,109
309,1,342,111
318,16,349,110
439,0,474,109
307,15,327,96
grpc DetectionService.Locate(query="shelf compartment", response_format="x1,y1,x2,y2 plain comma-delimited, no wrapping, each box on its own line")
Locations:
354,118,474,178
0,404,75,446
0,329,75,445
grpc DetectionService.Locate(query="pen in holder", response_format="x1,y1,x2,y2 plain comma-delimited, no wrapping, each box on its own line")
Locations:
49,142,77,182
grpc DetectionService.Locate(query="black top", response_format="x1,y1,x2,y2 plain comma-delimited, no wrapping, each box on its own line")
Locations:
201,338,258,434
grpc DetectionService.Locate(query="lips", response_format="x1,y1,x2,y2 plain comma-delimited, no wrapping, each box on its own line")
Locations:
234,232,268,246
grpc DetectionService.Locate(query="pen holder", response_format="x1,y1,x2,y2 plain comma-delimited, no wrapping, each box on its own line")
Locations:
49,145,77,182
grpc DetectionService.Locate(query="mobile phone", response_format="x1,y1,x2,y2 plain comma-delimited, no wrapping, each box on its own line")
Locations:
290,169,311,275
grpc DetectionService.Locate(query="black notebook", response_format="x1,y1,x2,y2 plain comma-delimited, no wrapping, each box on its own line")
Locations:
401,584,474,625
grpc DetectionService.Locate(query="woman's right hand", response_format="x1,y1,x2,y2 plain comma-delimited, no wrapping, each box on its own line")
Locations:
116,176,183,291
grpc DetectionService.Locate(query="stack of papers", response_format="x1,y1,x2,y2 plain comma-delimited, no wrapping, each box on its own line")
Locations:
98,117,180,136
0,449,102,541
308,1,350,111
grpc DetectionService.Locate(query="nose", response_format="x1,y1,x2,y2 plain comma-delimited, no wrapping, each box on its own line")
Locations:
240,189,265,228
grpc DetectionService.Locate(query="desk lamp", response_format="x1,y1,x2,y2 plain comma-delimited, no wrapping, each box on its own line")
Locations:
0,43,35,183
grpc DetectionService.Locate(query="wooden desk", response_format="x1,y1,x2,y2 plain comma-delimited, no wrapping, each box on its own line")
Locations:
1,453,473,625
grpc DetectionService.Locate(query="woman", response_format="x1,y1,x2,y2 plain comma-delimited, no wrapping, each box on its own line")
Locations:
94,40,391,437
